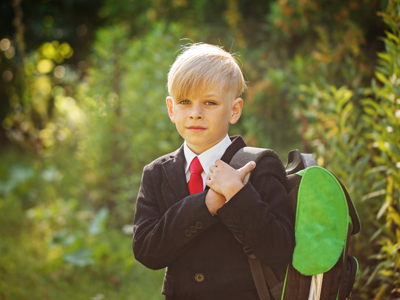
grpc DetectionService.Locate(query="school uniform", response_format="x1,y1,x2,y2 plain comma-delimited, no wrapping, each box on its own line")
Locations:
133,135,295,300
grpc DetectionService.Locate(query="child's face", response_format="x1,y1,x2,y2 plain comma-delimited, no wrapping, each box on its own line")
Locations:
166,88,243,155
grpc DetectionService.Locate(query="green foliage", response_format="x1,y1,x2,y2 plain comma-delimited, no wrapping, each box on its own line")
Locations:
366,1,400,296
298,0,400,298
76,22,187,226
0,150,164,299
236,0,382,157
0,21,193,299
0,0,397,298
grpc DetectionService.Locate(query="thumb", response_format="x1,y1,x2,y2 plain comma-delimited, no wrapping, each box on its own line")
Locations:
237,161,256,177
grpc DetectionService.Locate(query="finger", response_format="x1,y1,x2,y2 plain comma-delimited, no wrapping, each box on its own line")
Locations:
237,161,256,177
209,165,216,173
214,159,224,167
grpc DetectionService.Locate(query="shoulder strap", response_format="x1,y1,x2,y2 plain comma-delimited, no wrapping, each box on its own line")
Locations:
235,239,276,300
286,149,317,175
230,147,282,183
230,147,282,299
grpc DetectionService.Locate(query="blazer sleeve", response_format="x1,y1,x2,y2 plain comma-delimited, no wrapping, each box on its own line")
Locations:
132,164,219,270
216,155,295,267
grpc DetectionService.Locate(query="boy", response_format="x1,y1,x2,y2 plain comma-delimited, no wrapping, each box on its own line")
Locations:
133,43,295,300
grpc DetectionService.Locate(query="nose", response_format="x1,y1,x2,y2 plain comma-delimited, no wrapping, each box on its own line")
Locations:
189,104,203,120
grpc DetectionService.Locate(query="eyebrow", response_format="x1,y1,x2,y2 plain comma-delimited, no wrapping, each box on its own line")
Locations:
203,93,220,98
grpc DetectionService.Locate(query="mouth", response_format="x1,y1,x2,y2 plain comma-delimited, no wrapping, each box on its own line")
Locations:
187,126,206,132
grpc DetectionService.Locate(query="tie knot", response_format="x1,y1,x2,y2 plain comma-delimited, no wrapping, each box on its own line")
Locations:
190,157,203,175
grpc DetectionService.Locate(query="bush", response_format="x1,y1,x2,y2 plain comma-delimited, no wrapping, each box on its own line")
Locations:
298,0,400,297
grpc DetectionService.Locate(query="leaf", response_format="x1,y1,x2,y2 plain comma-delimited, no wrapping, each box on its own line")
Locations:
361,98,381,111
63,249,94,267
377,201,390,220
339,101,353,129
42,167,60,182
384,31,400,43
370,227,383,242
335,86,353,110
362,189,386,201
375,71,389,85
0,165,36,195
377,52,393,64
88,207,109,236
373,284,389,300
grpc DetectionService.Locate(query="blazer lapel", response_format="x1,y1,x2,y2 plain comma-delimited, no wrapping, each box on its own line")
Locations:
221,135,247,164
162,145,190,204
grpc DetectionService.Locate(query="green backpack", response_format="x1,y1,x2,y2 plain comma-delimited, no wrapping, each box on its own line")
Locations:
230,147,361,300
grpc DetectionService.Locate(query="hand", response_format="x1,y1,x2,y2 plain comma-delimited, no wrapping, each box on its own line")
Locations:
206,160,256,201
205,189,226,215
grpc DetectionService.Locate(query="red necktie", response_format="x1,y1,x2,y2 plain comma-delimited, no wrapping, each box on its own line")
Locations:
188,157,203,195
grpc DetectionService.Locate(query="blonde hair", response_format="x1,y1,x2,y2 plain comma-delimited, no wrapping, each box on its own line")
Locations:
167,43,246,101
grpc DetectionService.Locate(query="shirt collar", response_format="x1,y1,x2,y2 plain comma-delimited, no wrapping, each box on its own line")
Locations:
184,135,231,175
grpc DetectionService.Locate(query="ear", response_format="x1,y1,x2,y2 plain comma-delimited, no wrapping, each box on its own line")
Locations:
166,96,176,123
229,97,243,124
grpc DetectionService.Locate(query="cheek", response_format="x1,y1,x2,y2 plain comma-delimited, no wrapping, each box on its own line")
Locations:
174,123,185,137
172,110,183,122
225,109,234,122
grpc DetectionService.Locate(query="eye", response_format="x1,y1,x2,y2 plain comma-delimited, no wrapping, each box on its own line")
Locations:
205,101,217,106
179,100,190,104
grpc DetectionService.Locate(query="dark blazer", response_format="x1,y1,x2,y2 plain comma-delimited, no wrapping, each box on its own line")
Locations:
133,136,295,300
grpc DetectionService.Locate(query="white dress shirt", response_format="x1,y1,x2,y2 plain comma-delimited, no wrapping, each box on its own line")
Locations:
183,135,231,190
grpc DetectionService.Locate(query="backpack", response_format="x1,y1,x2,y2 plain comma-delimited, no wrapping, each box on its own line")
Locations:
230,147,361,300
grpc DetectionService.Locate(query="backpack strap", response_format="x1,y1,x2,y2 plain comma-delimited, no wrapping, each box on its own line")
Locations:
286,149,317,175
234,237,279,300
230,147,282,300
230,147,282,184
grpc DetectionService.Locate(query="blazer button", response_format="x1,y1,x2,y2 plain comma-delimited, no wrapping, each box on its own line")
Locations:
194,273,205,283
232,225,239,232
227,220,234,227
195,222,203,229
185,230,192,237
190,225,197,233
236,231,244,238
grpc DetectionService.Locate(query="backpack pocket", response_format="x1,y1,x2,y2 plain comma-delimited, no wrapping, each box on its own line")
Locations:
293,166,349,276
281,264,313,300
281,256,358,300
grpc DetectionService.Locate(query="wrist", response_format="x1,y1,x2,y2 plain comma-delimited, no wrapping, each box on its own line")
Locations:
223,180,245,202
205,189,226,215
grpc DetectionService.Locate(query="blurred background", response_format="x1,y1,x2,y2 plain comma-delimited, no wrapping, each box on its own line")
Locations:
0,0,399,299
